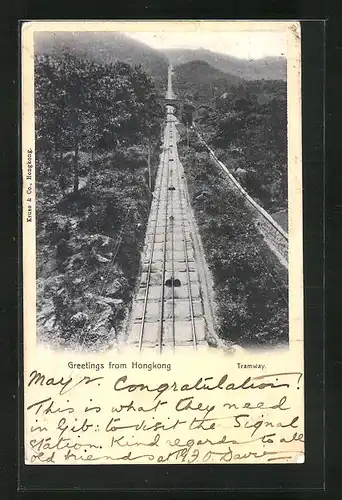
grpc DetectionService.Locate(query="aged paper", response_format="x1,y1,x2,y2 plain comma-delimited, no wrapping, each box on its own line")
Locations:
22,21,303,465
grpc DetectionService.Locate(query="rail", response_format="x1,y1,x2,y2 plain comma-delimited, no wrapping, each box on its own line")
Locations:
176,151,198,349
138,136,169,351
136,117,201,351
158,147,171,351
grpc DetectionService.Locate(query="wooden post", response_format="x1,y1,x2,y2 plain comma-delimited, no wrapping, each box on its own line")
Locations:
147,142,151,191
187,123,189,149
89,146,95,183
59,149,63,171
73,142,79,193
59,149,66,194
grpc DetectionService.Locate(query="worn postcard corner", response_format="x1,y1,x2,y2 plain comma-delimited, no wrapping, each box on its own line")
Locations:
22,20,304,466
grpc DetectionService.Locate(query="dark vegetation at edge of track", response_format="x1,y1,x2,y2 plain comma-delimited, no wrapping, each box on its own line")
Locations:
35,54,164,350
178,129,288,348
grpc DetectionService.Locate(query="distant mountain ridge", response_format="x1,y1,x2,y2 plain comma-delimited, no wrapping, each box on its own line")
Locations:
165,48,286,81
174,60,242,85
35,31,169,88
34,32,286,84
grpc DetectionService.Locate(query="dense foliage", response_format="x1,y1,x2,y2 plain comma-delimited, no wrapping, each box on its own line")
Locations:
35,32,168,92
35,54,163,192
202,81,287,213
173,66,287,215
35,53,163,349
178,131,288,347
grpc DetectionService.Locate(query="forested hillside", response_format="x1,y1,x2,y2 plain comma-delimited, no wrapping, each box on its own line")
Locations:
178,131,288,347
173,62,287,216
35,53,164,350
173,60,241,103
35,31,168,92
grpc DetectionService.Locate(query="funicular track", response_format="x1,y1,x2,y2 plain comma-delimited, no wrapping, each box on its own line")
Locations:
128,104,214,352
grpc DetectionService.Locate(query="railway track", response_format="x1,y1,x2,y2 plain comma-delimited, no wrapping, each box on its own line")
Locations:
128,103,214,352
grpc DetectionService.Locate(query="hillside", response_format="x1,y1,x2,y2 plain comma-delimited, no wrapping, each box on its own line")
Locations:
173,60,241,103
34,53,164,350
165,48,286,81
178,132,288,347
194,78,288,214
172,57,287,215
35,31,168,91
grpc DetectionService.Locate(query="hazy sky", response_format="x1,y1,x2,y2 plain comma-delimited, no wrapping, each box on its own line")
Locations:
123,31,287,59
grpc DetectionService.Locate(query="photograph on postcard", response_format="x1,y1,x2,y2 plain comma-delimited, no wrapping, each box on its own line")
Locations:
22,21,304,465
33,27,289,352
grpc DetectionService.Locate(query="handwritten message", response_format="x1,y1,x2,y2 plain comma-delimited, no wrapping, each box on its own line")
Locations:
25,356,304,465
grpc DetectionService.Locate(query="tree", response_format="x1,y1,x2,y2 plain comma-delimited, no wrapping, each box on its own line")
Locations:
35,53,100,193
35,53,164,197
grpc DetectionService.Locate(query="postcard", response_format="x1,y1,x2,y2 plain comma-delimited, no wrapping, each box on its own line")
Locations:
22,20,303,465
